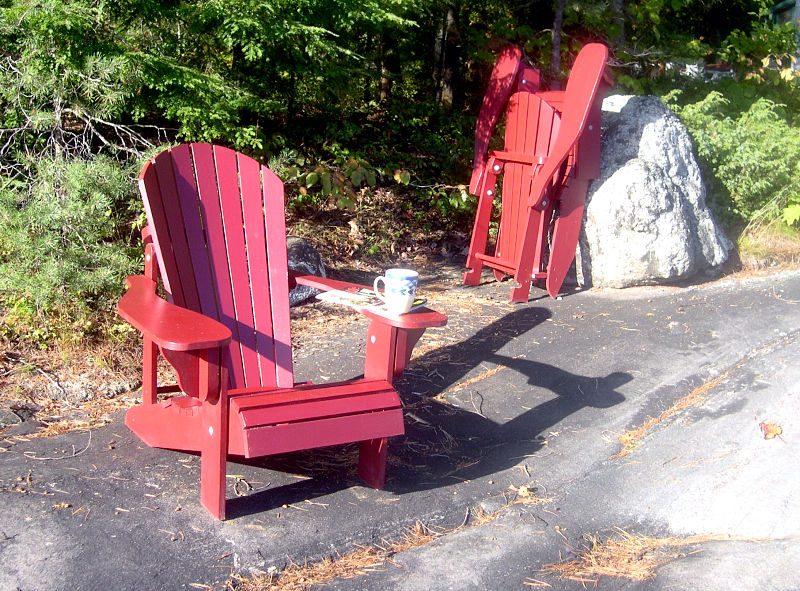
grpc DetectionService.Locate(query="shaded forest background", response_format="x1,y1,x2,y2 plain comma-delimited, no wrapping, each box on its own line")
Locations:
1,0,800,346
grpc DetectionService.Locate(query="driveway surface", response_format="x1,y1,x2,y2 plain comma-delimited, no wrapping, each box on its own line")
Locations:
1,267,799,590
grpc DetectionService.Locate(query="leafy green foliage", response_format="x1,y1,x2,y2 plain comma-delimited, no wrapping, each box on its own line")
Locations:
130,0,421,152
0,0,152,344
669,89,800,228
3,0,800,348
277,152,380,212
0,0,141,156
0,155,141,343
784,197,800,226
719,17,799,74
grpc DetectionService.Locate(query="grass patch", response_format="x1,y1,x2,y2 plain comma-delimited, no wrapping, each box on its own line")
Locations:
738,219,800,270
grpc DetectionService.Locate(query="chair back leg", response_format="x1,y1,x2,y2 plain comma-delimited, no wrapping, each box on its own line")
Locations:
546,177,589,297
358,438,389,489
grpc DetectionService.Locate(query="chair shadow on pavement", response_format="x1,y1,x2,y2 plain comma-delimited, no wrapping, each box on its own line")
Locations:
227,307,630,517
386,307,630,492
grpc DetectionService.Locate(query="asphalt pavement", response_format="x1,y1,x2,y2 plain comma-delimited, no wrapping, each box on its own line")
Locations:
1,266,799,590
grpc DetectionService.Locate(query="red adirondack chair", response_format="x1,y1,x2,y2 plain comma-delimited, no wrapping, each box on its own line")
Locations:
117,143,446,519
463,43,610,301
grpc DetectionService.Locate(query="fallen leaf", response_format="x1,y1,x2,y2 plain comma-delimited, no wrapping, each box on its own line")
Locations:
759,421,783,441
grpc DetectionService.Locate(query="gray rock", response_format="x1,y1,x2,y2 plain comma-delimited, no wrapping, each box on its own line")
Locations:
0,403,41,433
576,95,731,288
287,235,325,306
0,407,23,428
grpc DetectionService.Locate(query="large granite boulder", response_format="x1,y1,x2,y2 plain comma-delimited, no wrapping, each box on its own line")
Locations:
287,235,325,306
575,95,731,288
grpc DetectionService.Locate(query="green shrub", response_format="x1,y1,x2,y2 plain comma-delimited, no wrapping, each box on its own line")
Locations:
669,89,800,229
0,155,142,344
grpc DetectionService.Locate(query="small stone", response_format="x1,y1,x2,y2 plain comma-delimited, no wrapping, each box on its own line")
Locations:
479,497,506,515
0,408,23,427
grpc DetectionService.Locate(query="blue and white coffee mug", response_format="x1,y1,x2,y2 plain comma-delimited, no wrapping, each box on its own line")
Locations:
373,268,418,314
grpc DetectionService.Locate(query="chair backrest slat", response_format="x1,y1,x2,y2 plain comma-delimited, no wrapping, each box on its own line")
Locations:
139,160,181,305
261,169,294,388
172,144,219,319
470,45,524,195
139,143,294,391
220,153,261,387
143,153,201,310
501,93,527,261
238,153,277,387
501,93,560,263
196,145,244,385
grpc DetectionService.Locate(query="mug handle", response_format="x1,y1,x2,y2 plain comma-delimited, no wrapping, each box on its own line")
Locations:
373,276,387,303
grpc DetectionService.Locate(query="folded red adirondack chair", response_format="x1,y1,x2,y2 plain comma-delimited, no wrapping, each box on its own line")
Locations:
463,43,610,301
118,143,446,519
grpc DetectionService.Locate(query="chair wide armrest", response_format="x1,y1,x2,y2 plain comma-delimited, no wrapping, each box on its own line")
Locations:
118,275,232,351
292,273,447,330
291,272,365,293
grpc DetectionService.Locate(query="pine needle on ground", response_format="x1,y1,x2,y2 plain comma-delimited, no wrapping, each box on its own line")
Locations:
544,530,756,583
234,522,437,591
613,371,731,459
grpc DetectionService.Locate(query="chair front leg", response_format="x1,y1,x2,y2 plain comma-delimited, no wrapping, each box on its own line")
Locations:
197,353,229,520
510,203,549,303
464,163,501,285
364,321,426,382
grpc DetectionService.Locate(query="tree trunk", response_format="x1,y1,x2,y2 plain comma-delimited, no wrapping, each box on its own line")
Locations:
611,0,625,45
53,96,64,161
379,46,392,102
551,0,566,90
378,31,399,102
434,5,458,107
287,71,297,120
433,9,446,100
